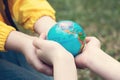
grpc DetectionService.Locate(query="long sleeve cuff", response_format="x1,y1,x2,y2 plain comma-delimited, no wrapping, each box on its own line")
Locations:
10,0,56,31
23,10,55,31
0,22,16,51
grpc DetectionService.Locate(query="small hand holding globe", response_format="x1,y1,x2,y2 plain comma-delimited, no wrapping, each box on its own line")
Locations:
47,20,86,56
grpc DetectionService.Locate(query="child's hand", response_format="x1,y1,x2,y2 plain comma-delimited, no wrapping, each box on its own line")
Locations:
75,37,101,68
33,33,78,80
75,37,120,80
33,33,73,65
5,31,53,76
21,36,54,76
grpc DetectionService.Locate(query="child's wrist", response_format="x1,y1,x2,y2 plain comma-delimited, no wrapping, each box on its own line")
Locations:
5,31,30,52
53,52,77,80
85,48,103,68
53,52,74,66
34,16,56,34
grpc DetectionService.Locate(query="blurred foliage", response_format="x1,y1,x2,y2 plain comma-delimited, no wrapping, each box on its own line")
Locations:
48,0,120,80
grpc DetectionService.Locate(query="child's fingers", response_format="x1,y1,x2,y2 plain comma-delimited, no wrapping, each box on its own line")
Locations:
85,36,92,43
85,36,101,47
85,37,99,43
39,33,46,40
33,38,42,49
35,49,42,57
29,53,53,76
85,37,90,43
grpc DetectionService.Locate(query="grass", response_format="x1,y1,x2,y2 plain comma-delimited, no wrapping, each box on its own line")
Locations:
48,0,120,80
18,0,120,80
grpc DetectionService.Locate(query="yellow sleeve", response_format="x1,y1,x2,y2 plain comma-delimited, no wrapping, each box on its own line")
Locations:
0,21,16,51
8,0,56,31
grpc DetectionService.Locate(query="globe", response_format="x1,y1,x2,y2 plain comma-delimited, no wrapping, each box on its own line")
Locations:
47,20,86,56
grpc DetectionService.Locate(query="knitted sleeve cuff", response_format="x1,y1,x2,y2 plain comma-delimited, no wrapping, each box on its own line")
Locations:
0,22,16,51
12,0,56,31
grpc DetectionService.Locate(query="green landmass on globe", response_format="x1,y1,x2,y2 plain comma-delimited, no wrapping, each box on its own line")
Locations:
47,20,86,56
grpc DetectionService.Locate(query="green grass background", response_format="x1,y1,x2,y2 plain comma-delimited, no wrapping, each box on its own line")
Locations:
48,0,120,80
18,0,120,80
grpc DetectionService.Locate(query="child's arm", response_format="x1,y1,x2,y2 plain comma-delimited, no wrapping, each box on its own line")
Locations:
34,16,56,34
33,34,77,80
8,0,56,34
4,31,53,75
86,48,120,80
75,37,120,80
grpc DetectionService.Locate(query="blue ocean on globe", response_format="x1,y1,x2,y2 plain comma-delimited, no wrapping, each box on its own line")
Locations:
47,20,86,56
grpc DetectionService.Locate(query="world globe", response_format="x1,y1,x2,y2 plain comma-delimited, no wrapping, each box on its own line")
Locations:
47,20,86,56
